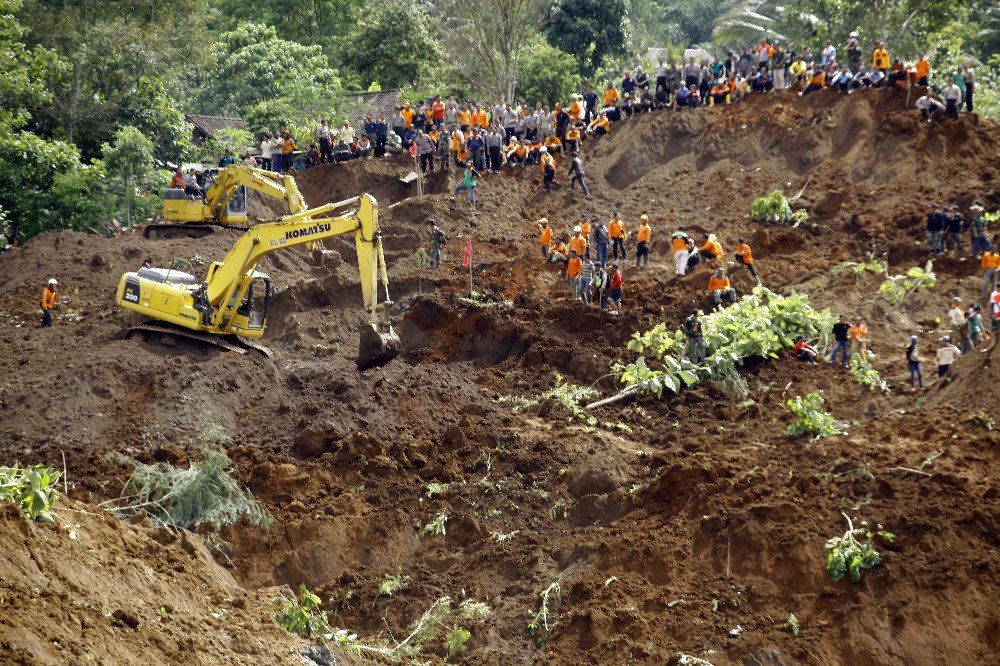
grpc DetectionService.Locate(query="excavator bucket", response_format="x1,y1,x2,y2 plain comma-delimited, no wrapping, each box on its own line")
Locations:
357,323,401,370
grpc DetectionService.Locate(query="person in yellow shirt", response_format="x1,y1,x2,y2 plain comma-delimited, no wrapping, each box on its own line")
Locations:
401,103,415,128
539,218,553,258
609,213,627,260
603,82,620,108
708,268,736,308
458,106,472,130
564,126,582,152
698,233,723,262
734,237,760,285
634,214,651,267
872,42,890,74
569,225,588,257
588,112,610,137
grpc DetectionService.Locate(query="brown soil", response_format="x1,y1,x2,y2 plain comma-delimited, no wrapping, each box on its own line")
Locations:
0,87,998,665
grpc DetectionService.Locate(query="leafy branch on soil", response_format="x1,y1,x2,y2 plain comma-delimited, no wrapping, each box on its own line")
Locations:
354,596,490,661
603,288,832,405
968,410,995,431
825,512,895,583
0,464,60,522
526,580,562,643
501,372,600,426
787,613,800,635
750,189,809,226
273,584,359,652
420,512,448,537
849,354,889,392
100,447,272,543
378,570,411,597
831,258,886,282
425,482,450,499
878,262,936,307
786,392,847,440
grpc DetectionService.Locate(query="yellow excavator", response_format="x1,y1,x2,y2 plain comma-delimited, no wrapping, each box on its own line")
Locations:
149,165,310,239
118,194,401,369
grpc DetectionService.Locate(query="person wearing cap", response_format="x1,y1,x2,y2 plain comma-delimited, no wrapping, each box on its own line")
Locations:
734,237,760,285
849,316,868,359
663,227,687,276
566,249,583,295
980,245,1000,299
944,204,963,253
41,278,58,327
708,268,736,308
540,146,557,193
538,218,553,258
969,202,989,258
830,314,851,366
567,151,589,197
635,215,651,268
569,225,588,258
906,335,924,389
607,264,624,314
936,336,962,377
793,336,819,364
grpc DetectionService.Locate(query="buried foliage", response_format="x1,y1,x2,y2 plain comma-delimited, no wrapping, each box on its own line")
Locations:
878,262,936,307
612,288,832,401
273,584,360,650
0,464,61,522
825,513,895,583
501,372,599,426
101,447,271,542
750,189,809,226
526,580,562,644
786,392,847,440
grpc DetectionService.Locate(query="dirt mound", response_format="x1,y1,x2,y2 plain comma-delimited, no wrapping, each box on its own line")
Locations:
0,89,998,665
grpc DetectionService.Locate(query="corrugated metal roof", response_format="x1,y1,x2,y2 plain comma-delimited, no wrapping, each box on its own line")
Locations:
184,114,248,139
335,90,401,124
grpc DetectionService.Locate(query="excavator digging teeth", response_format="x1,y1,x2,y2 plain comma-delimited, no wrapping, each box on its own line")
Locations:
357,323,401,371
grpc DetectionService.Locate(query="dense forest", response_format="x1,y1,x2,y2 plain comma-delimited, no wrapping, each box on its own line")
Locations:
1,0,997,242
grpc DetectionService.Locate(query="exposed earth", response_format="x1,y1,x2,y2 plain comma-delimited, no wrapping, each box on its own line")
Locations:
1,88,998,665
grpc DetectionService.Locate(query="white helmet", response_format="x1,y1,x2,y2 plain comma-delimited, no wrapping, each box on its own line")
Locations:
539,146,548,154
48,278,58,285
574,225,582,233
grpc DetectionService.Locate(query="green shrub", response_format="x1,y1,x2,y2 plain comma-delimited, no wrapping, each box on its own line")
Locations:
786,392,847,440
750,190,808,225
879,262,936,307
825,513,895,583
0,464,60,522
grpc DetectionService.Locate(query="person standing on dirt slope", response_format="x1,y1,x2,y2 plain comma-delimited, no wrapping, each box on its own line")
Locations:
906,335,924,389
914,53,931,87
454,163,481,206
845,33,862,72
963,67,976,113
607,264,624,314
427,220,447,268
608,213,627,261
684,310,707,362
635,215,651,268
566,250,583,296
539,219,553,258
945,205,964,253
591,219,610,267
569,225,588,259
259,133,273,171
794,336,820,364
935,336,962,378
579,254,596,304
593,264,608,309
734,237,761,285
926,203,944,254
671,227,690,276
468,130,486,172
980,247,1000,299
942,81,963,122
969,202,989,258
947,297,968,350
317,119,332,164
40,278,57,328
830,314,851,366
968,304,985,348
374,117,389,158
872,42,890,78
539,147,557,193
415,131,435,173
279,130,294,173
849,316,869,360
708,268,736,308
567,151,589,197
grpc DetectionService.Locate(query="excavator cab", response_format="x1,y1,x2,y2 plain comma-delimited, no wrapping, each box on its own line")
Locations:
235,272,272,331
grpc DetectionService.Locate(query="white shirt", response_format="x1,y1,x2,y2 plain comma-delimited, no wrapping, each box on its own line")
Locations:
936,345,961,366
947,306,966,327
317,124,331,140
943,84,962,102
822,45,837,64
339,125,355,143
916,96,943,111
260,139,272,159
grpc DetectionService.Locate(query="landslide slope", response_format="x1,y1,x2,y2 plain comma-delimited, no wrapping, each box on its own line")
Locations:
0,88,997,665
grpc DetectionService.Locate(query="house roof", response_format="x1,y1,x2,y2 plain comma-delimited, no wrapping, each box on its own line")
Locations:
184,114,248,140
336,90,401,124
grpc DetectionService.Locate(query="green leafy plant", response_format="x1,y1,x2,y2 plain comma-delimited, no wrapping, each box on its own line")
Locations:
825,513,895,583
786,392,847,440
458,599,491,621
0,464,60,522
501,372,600,427
274,585,333,639
879,262,936,307
378,570,411,597
970,410,995,431
444,626,471,660
618,288,833,400
750,189,809,226
100,447,271,543
831,259,885,281
849,355,889,392
787,613,800,636
526,580,561,643
420,512,448,537
425,482,450,499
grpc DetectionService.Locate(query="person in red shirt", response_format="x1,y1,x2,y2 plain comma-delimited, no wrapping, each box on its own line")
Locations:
793,335,819,364
607,263,624,314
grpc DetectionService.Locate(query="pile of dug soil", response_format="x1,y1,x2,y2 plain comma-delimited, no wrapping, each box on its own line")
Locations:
0,88,997,665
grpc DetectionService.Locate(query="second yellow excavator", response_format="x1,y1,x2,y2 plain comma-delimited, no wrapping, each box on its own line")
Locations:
148,165,310,239
118,193,400,369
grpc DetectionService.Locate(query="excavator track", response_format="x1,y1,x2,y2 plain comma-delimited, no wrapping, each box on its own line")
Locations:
124,322,271,356
143,223,218,240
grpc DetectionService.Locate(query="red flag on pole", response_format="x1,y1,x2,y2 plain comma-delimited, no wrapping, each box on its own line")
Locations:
462,240,472,267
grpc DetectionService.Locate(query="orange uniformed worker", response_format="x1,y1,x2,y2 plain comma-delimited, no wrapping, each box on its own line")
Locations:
849,316,869,359
539,218,553,258
566,249,583,295
708,267,736,308
734,237,760,284
635,214,652,267
569,225,588,258
698,233,724,262
609,213,627,261
41,278,57,327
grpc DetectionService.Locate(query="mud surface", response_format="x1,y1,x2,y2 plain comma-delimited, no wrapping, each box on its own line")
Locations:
0,88,998,665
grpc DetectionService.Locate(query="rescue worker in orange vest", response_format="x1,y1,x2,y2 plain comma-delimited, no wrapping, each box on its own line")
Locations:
708,267,736,308
544,134,562,154
41,278,57,327
549,237,569,263
710,79,730,105
915,53,931,86
849,316,869,359
603,82,620,108
564,126,582,152
872,43,890,76
580,217,592,240
635,215,652,268
734,237,761,284
800,68,826,96
401,102,416,128
588,112,610,137
569,94,583,123
698,233,723,263
569,225,588,258
566,249,583,295
672,227,690,276
540,147,557,192
539,218,553,258
609,213,627,260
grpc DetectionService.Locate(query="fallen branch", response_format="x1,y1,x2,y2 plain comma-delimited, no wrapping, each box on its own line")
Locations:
585,384,640,410
884,466,933,477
